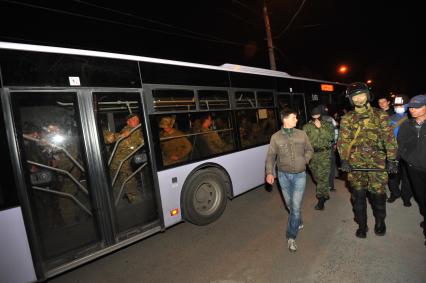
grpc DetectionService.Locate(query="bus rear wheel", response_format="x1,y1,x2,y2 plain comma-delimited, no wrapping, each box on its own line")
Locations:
182,168,228,225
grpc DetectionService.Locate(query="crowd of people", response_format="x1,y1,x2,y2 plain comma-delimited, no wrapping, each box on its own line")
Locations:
266,82,426,253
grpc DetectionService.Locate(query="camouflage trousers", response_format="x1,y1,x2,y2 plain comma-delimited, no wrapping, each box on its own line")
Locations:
348,171,388,194
110,162,142,204
309,151,331,198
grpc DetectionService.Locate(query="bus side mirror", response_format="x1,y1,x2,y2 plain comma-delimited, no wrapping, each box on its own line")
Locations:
30,170,54,186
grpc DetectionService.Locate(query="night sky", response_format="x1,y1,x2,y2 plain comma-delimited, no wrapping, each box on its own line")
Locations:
1,0,425,96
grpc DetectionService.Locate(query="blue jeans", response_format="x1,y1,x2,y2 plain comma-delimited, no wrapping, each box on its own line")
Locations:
278,170,307,239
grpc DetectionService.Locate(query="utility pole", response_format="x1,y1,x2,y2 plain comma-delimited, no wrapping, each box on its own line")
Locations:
263,1,276,70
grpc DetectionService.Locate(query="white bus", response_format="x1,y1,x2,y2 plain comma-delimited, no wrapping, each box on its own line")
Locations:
0,41,348,282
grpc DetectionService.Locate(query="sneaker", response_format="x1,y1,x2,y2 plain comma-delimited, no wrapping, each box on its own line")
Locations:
403,200,412,207
298,224,304,230
330,187,336,192
287,238,297,252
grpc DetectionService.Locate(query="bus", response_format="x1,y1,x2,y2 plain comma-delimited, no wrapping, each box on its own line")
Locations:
0,41,348,282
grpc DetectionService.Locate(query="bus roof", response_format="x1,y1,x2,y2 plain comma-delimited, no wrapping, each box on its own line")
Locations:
0,41,346,86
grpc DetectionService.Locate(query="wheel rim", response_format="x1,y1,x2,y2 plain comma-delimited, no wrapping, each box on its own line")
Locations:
193,180,222,216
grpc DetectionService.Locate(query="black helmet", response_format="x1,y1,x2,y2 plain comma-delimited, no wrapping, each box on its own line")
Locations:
346,82,371,105
393,94,410,106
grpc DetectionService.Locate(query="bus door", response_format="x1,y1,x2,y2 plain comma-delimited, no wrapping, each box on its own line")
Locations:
92,91,160,240
9,90,104,273
292,93,308,128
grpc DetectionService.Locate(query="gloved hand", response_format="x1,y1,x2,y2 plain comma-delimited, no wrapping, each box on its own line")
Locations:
340,160,352,173
386,159,399,174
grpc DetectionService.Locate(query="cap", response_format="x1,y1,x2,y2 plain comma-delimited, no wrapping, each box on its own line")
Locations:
407,95,426,108
159,116,175,129
311,106,322,116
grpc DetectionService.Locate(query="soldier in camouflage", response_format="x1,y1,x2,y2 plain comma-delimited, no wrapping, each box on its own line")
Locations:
105,114,144,204
159,116,192,166
303,106,335,210
337,82,398,238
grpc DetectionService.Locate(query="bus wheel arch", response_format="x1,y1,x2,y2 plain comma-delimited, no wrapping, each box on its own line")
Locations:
181,165,231,226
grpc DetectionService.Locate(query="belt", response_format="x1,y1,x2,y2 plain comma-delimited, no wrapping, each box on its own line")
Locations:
314,147,330,153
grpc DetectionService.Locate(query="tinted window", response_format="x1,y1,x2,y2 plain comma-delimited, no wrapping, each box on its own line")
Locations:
152,89,196,112
235,91,255,108
198,90,229,110
0,100,19,210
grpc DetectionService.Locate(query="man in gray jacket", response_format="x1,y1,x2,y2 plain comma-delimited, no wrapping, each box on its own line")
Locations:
266,108,314,252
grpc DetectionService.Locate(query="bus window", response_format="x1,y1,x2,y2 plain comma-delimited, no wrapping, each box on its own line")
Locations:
189,111,235,160
0,99,19,210
256,91,274,107
94,92,158,236
198,90,230,110
235,91,255,108
152,89,195,112
11,91,102,269
236,109,276,148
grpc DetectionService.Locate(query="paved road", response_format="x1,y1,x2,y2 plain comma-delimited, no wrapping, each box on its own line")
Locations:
51,176,425,283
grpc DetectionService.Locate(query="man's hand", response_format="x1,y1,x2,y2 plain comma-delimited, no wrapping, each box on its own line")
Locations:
386,159,399,174
340,160,352,172
266,174,275,185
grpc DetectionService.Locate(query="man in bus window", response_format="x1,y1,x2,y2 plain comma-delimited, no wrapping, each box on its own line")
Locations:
44,123,85,225
105,114,144,203
265,108,313,253
199,113,232,155
159,116,192,166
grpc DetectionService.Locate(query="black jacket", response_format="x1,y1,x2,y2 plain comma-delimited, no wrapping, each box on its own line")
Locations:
397,119,426,171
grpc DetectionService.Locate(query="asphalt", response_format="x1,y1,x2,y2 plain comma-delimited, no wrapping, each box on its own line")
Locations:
50,175,426,283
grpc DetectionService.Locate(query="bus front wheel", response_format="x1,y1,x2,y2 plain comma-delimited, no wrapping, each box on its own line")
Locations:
182,168,228,225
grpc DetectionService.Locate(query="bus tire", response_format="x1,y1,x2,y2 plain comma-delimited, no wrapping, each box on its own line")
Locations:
181,168,228,226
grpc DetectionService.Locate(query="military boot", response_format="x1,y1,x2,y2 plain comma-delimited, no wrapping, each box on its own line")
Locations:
353,189,368,238
373,193,387,236
314,197,326,210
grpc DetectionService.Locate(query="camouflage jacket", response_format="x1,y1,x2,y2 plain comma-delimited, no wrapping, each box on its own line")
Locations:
337,106,397,167
160,129,192,165
303,120,334,151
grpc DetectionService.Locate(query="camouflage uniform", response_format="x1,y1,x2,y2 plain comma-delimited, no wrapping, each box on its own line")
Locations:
200,127,231,155
338,107,397,194
160,129,192,166
49,141,85,225
107,125,144,203
303,120,334,199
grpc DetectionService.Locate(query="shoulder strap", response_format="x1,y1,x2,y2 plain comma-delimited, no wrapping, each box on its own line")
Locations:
392,116,408,130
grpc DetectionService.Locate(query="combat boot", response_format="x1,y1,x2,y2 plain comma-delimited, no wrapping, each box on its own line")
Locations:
314,197,326,210
372,193,387,236
353,189,368,238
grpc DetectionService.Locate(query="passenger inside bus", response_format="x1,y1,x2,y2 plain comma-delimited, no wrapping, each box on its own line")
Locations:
159,116,192,166
104,114,144,204
198,113,232,155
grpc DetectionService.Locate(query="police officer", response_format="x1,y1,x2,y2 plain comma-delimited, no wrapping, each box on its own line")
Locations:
337,82,398,238
303,106,335,210
106,114,144,203
159,116,192,166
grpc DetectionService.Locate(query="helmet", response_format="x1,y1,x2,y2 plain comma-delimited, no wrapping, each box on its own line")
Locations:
393,94,409,106
345,82,371,105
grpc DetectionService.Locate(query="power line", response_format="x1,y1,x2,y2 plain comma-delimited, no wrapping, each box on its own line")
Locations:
273,0,307,39
73,0,236,44
1,0,246,46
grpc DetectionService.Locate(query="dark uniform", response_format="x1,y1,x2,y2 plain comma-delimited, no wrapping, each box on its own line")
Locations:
338,82,398,238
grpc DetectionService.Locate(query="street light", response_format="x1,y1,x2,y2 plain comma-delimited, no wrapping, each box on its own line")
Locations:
338,65,348,74
366,79,373,84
